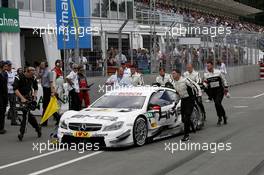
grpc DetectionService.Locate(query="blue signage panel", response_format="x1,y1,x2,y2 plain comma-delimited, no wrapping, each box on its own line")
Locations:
56,0,92,49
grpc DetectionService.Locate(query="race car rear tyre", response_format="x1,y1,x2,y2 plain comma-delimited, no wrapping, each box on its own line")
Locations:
133,117,148,146
191,107,199,130
191,106,203,130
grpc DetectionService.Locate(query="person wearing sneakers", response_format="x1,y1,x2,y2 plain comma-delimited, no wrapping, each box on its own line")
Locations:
203,60,228,126
13,67,41,141
171,69,197,142
184,64,206,121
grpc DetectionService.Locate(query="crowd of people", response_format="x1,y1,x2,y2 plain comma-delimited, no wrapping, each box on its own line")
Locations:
0,59,92,141
107,44,244,75
171,45,247,71
136,0,264,33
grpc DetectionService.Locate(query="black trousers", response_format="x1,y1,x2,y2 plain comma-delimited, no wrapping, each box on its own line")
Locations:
0,107,7,130
8,93,18,123
181,97,195,136
211,89,226,118
42,87,61,125
204,88,212,100
20,111,40,135
69,89,81,111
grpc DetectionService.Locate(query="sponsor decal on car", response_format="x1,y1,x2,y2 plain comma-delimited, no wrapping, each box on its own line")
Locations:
71,115,118,121
73,131,91,138
109,92,143,96
145,112,154,118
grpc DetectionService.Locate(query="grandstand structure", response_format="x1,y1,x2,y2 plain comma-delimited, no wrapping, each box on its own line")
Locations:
68,0,264,75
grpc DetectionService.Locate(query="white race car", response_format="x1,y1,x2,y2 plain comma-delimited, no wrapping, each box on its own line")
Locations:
57,86,203,147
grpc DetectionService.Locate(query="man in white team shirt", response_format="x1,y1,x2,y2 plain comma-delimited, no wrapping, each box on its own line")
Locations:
121,63,131,76
155,68,172,86
203,60,228,125
106,67,132,88
66,64,80,111
184,64,206,121
130,65,144,86
183,64,202,84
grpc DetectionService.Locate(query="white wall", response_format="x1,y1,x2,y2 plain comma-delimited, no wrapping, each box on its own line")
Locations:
0,32,21,69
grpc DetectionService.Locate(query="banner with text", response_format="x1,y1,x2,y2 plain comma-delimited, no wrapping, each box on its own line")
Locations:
56,0,91,49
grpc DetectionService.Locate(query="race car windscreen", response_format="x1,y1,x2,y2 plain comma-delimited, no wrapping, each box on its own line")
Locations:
91,95,146,109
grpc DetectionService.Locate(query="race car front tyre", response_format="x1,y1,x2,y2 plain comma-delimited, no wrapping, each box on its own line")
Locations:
133,117,148,146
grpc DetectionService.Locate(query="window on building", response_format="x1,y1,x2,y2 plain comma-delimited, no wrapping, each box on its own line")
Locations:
110,0,118,19
127,0,133,19
32,0,44,11
45,0,55,12
9,0,16,8
17,0,30,10
93,36,102,51
91,0,100,17
1,0,8,7
119,0,126,19
101,0,109,18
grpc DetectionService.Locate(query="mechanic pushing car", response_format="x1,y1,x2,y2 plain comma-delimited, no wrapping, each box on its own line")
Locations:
203,60,229,126
156,67,172,86
13,67,42,141
184,64,206,121
105,67,132,87
130,65,144,86
171,69,198,142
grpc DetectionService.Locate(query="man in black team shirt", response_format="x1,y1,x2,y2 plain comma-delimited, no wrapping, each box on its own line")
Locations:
203,61,229,126
13,67,41,141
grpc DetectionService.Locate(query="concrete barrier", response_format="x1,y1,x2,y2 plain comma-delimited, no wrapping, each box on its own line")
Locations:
87,65,260,103
225,65,260,86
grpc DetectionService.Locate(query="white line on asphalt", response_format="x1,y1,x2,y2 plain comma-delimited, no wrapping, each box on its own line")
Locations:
0,150,63,170
230,92,264,99
233,106,249,108
28,151,103,175
231,97,254,99
253,92,264,98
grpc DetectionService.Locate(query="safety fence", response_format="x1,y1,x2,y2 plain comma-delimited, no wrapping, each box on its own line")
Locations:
60,16,264,77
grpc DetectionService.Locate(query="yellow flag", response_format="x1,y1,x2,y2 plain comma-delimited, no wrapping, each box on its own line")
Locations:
40,96,59,124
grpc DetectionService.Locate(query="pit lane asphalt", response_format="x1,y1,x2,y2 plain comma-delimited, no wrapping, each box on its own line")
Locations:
0,80,264,175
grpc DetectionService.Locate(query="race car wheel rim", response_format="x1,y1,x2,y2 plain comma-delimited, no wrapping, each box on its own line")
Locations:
191,108,199,130
134,118,147,146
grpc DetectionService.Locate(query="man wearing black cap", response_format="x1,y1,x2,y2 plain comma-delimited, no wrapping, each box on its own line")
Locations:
0,61,8,134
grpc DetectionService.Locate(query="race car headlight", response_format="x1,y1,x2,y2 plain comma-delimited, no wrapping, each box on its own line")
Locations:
103,121,124,131
60,120,68,129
